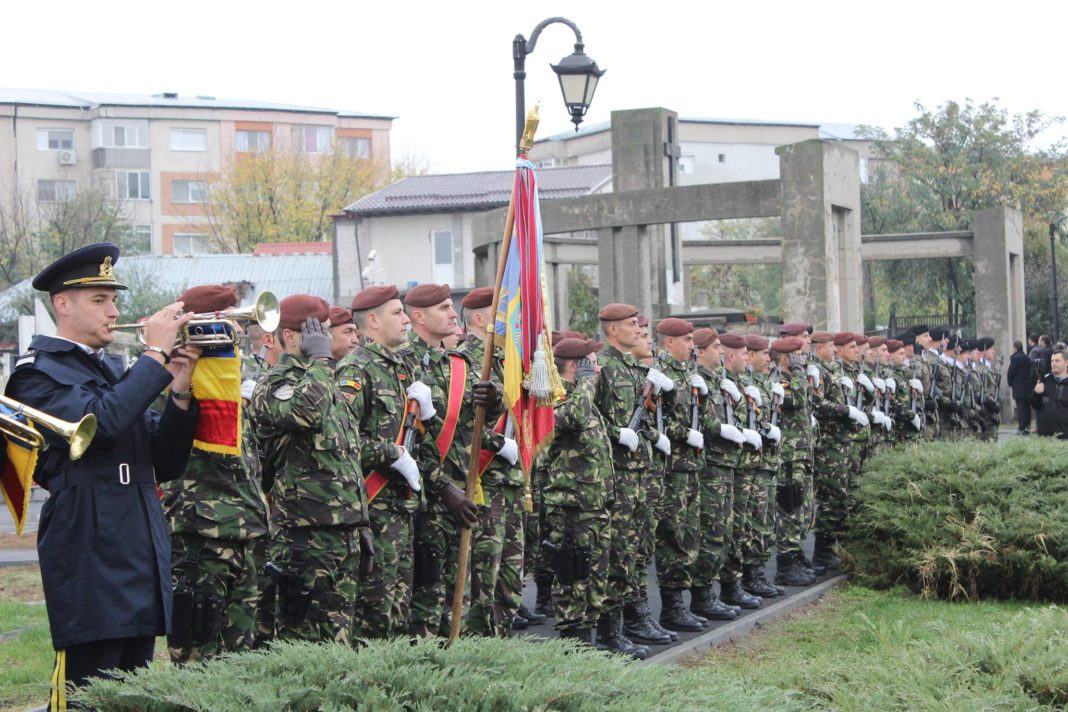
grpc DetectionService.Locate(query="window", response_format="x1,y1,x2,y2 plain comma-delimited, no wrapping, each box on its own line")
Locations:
116,171,151,200
236,129,271,153
679,155,695,174
717,153,726,163
36,129,73,151
301,125,332,153
172,233,212,256
124,225,152,255
172,180,208,204
431,229,454,284
93,120,149,148
170,128,207,152
37,180,76,202
338,137,370,159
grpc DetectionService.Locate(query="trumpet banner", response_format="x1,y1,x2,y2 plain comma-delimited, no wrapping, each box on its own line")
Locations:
0,405,39,536
191,341,242,457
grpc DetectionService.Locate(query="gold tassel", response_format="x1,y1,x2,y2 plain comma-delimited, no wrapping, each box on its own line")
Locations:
523,469,533,513
473,481,485,506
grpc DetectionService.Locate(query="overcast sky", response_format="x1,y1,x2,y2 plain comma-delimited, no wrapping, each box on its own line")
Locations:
4,0,1067,174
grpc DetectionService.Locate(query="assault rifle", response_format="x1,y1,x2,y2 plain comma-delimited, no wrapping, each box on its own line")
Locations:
689,348,701,431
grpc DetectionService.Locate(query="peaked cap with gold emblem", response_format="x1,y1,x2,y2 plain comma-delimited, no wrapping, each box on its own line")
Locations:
32,242,127,294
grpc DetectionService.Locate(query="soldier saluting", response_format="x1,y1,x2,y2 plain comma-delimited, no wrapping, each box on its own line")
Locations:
6,243,201,709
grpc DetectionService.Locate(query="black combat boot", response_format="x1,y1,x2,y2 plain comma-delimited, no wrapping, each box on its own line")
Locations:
756,563,785,596
812,537,842,570
690,586,738,621
799,553,827,577
775,552,816,587
597,612,649,660
534,575,554,616
658,588,705,632
558,627,593,647
720,578,761,609
642,599,678,641
512,614,529,630
742,565,781,598
623,600,672,644
517,604,547,625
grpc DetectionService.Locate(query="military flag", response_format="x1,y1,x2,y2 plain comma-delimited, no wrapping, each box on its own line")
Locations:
0,406,39,535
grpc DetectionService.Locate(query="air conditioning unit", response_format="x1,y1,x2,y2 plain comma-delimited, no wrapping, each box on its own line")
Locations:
58,150,77,166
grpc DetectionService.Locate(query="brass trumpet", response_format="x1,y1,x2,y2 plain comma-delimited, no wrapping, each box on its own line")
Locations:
0,395,98,461
109,291,280,348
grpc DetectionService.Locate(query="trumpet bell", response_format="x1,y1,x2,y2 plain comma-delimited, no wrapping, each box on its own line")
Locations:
0,395,98,461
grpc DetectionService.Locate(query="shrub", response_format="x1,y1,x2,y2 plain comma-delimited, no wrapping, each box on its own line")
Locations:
844,437,1068,601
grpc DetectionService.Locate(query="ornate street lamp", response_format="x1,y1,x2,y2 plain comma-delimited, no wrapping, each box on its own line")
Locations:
513,17,605,156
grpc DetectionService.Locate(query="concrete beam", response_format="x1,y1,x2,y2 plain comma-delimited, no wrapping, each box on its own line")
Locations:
861,231,974,260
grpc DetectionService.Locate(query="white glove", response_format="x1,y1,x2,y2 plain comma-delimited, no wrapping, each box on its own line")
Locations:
406,381,436,420
240,379,257,402
871,409,887,427
743,385,763,407
883,416,893,432
617,427,640,452
646,368,674,393
770,382,785,403
911,414,923,431
654,433,671,455
718,423,745,444
765,425,782,444
857,373,875,393
390,448,422,492
689,373,709,395
685,429,704,450
908,378,923,393
840,376,855,393
811,414,818,429
806,363,821,387
848,405,869,427
720,379,742,403
742,428,763,450
873,377,886,394
886,377,897,394
497,438,519,465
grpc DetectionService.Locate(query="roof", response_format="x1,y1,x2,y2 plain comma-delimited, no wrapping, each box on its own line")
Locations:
537,117,868,143
252,241,333,256
344,164,614,217
0,253,333,317
0,88,395,120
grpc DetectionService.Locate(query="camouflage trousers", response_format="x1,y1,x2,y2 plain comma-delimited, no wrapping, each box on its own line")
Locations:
409,507,464,639
168,534,259,664
252,536,274,646
691,462,734,588
635,462,664,595
268,526,359,645
747,467,776,563
546,506,611,632
605,467,643,613
466,483,525,637
354,508,413,640
813,437,859,543
524,466,552,583
722,467,755,581
653,469,700,590
774,460,811,556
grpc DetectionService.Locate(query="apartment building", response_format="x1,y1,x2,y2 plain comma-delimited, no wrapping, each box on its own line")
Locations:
0,89,394,255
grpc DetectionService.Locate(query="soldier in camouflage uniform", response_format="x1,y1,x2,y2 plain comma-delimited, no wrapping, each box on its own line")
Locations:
910,326,941,439
977,337,1002,440
336,285,425,639
328,306,360,361
689,328,745,622
925,327,958,439
716,333,764,609
887,337,925,442
249,295,371,645
543,338,614,647
398,284,508,639
160,285,271,664
865,337,895,452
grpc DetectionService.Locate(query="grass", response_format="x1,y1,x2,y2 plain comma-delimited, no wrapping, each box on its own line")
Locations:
0,599,51,712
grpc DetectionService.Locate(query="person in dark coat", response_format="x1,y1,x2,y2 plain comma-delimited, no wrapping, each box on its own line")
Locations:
4,243,201,710
1006,340,1036,434
1032,348,1068,439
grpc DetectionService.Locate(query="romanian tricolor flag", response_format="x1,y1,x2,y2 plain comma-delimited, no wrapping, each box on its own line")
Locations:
0,405,39,535
191,337,242,457
494,157,564,473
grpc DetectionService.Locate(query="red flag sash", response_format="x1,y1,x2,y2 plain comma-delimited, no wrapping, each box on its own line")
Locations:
435,355,467,462
365,401,411,503
476,413,507,476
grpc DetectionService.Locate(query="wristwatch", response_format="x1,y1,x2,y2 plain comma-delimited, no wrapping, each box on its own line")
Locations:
143,345,171,364
171,384,195,401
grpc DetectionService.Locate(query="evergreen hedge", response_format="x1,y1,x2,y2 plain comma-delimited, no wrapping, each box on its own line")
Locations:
844,437,1068,601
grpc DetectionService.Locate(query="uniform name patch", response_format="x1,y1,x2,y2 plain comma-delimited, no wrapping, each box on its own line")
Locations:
273,384,295,400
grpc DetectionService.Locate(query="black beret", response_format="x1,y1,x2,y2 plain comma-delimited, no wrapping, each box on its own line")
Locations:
911,324,929,336
33,242,127,294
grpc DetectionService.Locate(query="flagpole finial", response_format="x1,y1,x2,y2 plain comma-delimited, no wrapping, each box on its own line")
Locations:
519,104,540,156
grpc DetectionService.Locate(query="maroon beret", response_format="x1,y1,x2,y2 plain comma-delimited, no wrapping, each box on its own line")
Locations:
811,330,835,344
404,283,452,308
328,306,352,327
886,339,904,353
461,287,494,310
279,295,330,331
693,327,719,349
779,322,808,337
178,285,238,314
833,332,857,347
771,336,803,354
351,285,399,311
656,318,694,337
599,303,639,321
855,335,869,346
745,334,769,351
867,336,885,348
637,314,650,328
554,337,599,359
719,333,747,349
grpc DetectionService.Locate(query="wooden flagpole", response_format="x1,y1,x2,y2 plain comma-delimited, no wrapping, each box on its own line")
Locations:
448,106,540,644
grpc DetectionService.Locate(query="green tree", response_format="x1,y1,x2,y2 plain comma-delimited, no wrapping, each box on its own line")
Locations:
689,217,783,317
566,267,600,335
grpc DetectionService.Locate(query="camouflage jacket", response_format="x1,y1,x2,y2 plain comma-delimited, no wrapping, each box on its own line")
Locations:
697,364,736,467
842,361,872,444
248,352,368,529
811,359,853,443
336,340,423,514
724,368,760,471
457,334,524,488
161,402,271,541
778,362,814,464
594,345,654,472
545,377,615,511
891,363,922,432
659,353,705,473
750,371,782,471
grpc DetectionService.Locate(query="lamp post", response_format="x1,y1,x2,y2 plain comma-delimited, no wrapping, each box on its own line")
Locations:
513,17,605,156
1050,218,1067,342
